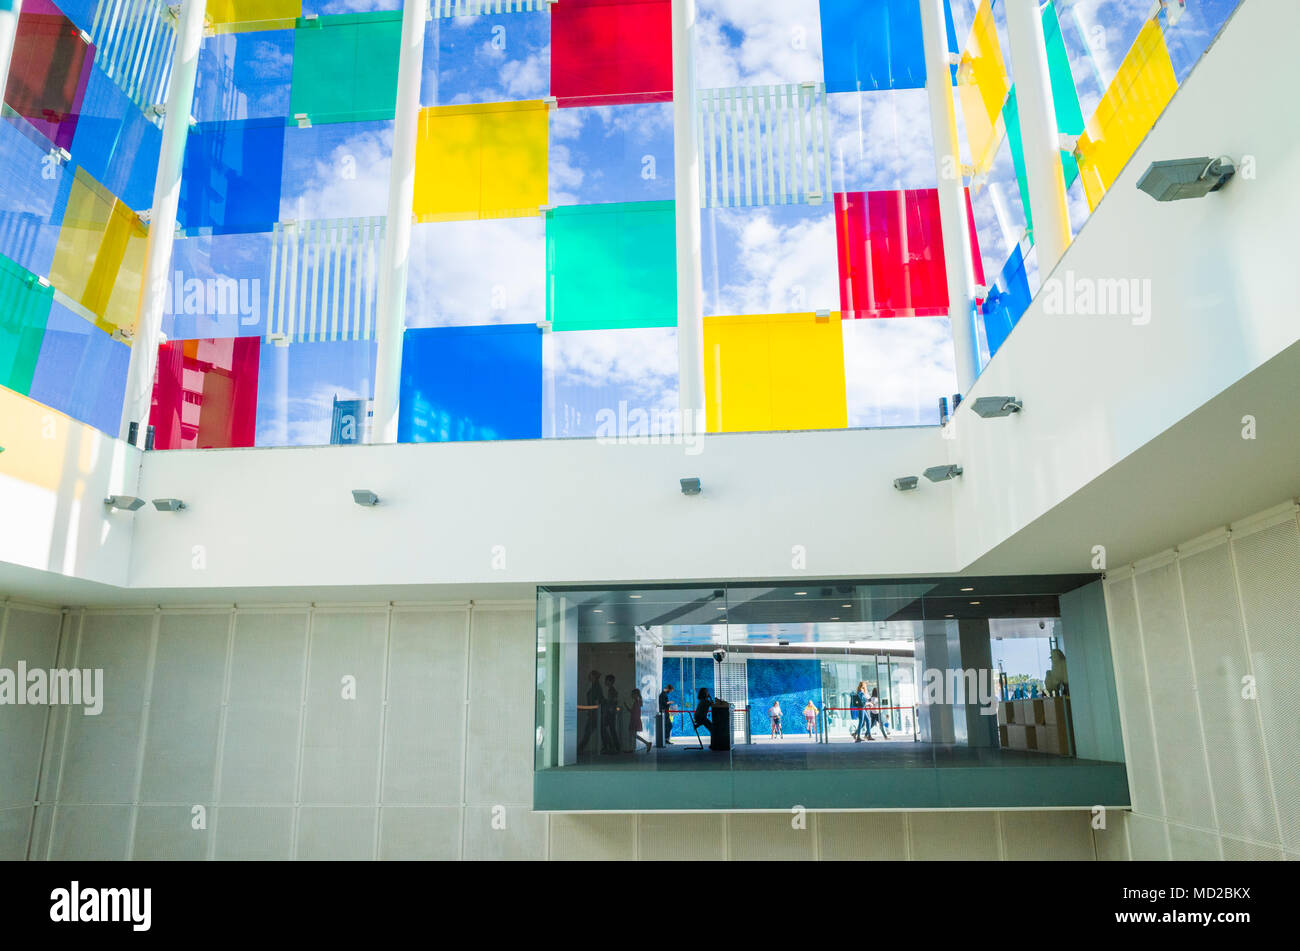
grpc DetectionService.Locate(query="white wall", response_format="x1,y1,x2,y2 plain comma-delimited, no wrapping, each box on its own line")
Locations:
0,599,64,859
1101,499,1300,861
12,595,1098,860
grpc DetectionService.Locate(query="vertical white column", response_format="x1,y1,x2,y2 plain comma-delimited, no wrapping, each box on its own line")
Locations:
671,0,705,432
118,0,208,443
369,0,426,444
0,0,25,100
919,0,979,394
1004,0,1072,275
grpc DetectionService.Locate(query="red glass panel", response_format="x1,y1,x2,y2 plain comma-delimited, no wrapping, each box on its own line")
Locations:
834,188,985,319
551,0,672,108
150,337,260,450
4,0,94,151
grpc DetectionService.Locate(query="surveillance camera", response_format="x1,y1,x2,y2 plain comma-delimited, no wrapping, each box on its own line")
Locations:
893,476,919,491
1039,620,1046,630
712,648,727,664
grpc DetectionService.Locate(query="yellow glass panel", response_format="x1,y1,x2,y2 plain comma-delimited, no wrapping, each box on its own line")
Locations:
49,168,114,308
207,0,301,33
49,169,147,339
957,0,1009,175
1075,18,1178,211
703,312,847,434
413,100,549,223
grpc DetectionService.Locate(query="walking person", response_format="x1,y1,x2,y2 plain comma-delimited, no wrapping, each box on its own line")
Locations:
802,699,819,741
867,686,890,740
850,681,870,742
578,670,602,754
628,688,652,752
600,674,621,753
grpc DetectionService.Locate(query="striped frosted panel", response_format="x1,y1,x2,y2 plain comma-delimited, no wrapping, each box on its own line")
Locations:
698,83,833,209
267,217,384,343
432,0,546,14
89,0,177,124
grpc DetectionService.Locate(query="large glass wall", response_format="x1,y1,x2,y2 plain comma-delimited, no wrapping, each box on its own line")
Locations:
535,575,1129,810
1,0,1243,445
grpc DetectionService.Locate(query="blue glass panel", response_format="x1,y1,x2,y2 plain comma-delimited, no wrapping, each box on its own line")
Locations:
48,0,97,34
421,12,551,106
68,67,162,211
279,120,392,220
981,243,1032,358
163,231,274,340
194,30,295,122
255,338,377,447
398,323,543,442
0,117,65,277
180,118,285,234
27,300,129,434
549,102,674,206
820,0,927,92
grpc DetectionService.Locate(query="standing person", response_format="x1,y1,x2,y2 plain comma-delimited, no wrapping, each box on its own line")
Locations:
657,683,675,745
768,700,783,738
850,681,869,742
628,688,652,752
578,670,602,754
802,699,819,740
693,687,713,738
600,674,621,753
868,686,890,740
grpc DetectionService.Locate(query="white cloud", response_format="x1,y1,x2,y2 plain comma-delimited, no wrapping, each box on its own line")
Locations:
696,0,824,88
704,207,839,316
842,316,956,427
405,217,546,327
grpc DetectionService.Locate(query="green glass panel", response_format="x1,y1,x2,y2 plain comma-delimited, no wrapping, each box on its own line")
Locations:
1043,1,1086,136
1003,87,1079,241
0,253,54,396
545,201,677,332
289,13,402,125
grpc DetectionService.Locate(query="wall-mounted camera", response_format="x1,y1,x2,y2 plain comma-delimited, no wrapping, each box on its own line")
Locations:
712,648,727,664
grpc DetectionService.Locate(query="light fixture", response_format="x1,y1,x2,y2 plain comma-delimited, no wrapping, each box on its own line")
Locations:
151,498,186,512
924,464,963,483
970,601,981,605
795,591,807,596
1137,156,1235,201
352,489,379,506
103,495,145,511
842,603,852,608
680,477,701,496
960,587,974,592
593,609,603,613
971,396,1023,418
893,476,919,491
629,594,641,599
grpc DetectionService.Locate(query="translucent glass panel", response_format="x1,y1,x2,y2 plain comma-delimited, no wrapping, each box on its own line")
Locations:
28,300,129,435
551,0,672,107
0,253,53,395
820,0,958,93
164,232,274,340
290,12,401,124
47,167,147,336
956,0,1009,176
194,29,295,122
208,0,302,32
829,89,937,193
69,67,163,212
980,243,1031,358
0,117,63,278
4,0,94,151
545,201,675,331
834,188,984,319
181,118,286,234
254,338,376,447
421,11,551,107
694,0,823,88
279,120,393,220
406,217,545,328
543,326,678,438
150,337,261,450
550,102,675,206
701,204,838,318
412,101,549,222
843,316,956,427
397,324,543,442
703,312,847,433
1075,18,1177,211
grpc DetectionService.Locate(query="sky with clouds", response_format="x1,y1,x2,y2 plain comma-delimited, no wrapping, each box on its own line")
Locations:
142,0,1239,445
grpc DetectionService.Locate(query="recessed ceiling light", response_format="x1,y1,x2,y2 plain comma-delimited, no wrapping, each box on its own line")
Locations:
629,594,641,599
715,606,726,610
593,609,603,613
831,617,840,621
960,587,974,592
795,591,807,596
945,614,954,618
969,601,980,605
607,621,615,624
841,603,852,608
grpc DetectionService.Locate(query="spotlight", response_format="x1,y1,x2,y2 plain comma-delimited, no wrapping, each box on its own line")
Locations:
680,477,701,496
971,396,1023,418
151,498,186,512
893,476,919,491
352,489,380,506
924,464,963,483
103,495,145,511
1137,157,1235,201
